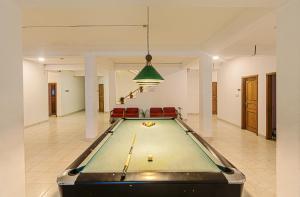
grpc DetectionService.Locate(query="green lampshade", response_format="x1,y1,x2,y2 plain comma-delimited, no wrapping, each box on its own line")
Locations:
133,64,164,86
133,54,164,86
133,65,164,81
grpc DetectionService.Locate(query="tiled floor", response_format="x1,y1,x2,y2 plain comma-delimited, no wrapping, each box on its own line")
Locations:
24,112,276,197
186,115,276,197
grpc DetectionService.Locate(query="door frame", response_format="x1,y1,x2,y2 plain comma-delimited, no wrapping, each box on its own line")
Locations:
266,72,276,140
241,75,258,135
98,84,104,112
212,82,217,115
48,83,57,116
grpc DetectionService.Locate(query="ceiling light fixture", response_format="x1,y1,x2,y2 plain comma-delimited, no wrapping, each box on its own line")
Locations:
212,56,220,60
38,57,45,62
133,7,164,87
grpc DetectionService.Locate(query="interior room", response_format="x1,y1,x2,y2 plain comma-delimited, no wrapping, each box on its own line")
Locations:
0,0,299,197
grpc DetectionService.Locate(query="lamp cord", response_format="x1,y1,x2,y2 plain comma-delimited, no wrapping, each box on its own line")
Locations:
147,7,150,55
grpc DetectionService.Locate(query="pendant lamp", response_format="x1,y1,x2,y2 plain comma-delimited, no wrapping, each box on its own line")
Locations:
133,7,164,87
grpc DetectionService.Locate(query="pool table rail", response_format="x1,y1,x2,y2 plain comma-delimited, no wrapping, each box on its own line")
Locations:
176,118,245,184
176,120,241,168
65,118,122,171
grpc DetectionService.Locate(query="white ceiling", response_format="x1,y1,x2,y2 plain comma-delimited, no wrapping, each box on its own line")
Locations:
26,56,197,71
21,0,281,67
203,11,277,59
26,56,84,65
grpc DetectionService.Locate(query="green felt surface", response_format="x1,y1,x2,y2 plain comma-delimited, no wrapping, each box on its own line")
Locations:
82,119,220,173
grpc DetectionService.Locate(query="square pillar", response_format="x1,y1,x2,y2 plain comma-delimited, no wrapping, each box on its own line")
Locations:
277,0,300,196
199,55,213,137
109,69,117,110
85,55,98,138
103,73,110,112
0,0,25,196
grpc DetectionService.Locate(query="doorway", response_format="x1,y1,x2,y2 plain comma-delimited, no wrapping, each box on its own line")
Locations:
241,76,258,135
266,73,276,140
48,83,57,116
212,82,217,114
99,84,104,112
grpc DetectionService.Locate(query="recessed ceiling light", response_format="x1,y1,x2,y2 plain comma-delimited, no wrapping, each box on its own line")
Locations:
38,57,45,62
212,56,220,60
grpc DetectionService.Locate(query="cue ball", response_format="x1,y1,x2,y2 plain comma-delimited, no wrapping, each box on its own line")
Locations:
148,154,153,162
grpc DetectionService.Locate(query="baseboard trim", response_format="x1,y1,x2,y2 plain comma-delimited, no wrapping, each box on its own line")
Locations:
217,117,267,138
187,113,199,115
59,109,84,117
216,117,241,128
24,119,49,128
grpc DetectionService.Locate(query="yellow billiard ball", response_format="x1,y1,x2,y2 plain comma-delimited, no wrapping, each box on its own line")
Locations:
142,121,155,127
148,154,153,162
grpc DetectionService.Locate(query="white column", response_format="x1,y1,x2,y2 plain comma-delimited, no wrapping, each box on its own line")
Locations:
109,69,117,110
103,73,110,112
181,69,188,120
198,55,212,137
85,55,98,138
0,1,25,197
277,0,300,196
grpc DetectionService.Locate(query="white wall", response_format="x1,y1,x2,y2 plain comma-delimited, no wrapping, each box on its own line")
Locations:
61,71,85,115
115,70,139,102
212,70,217,82
48,71,85,116
218,56,276,136
277,0,300,196
0,0,25,196
187,69,199,113
23,60,48,126
187,69,217,113
113,68,188,116
74,71,110,112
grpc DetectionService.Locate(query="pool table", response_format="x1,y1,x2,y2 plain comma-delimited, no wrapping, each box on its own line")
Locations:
57,118,245,197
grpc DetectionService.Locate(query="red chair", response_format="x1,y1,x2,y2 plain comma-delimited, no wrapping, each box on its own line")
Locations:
110,108,125,123
110,108,125,118
125,108,139,118
163,107,177,118
150,107,163,117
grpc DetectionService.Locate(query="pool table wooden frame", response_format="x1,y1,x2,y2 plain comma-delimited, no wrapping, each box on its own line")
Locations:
57,118,245,197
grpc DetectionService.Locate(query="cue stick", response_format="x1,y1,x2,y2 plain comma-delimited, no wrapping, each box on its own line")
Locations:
121,133,137,180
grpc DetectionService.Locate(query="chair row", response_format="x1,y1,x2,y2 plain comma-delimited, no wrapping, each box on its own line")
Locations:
150,107,177,118
110,107,178,120
110,108,139,118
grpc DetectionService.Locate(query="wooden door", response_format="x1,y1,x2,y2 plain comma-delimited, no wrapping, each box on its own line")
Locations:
99,84,104,112
48,83,57,116
242,76,258,134
266,73,276,140
212,82,217,114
